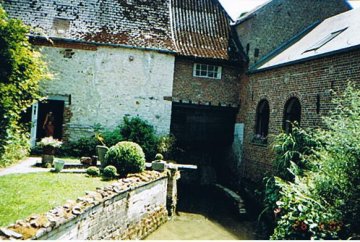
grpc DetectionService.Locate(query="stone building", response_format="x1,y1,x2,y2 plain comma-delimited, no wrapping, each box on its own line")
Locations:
2,0,176,145
235,7,360,183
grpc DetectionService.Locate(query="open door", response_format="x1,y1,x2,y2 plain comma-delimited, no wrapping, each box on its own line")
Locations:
30,102,39,147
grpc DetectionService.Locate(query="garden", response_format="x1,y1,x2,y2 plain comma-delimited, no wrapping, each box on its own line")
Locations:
260,83,360,240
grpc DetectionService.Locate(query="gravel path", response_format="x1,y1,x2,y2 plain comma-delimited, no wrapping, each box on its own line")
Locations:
0,157,50,176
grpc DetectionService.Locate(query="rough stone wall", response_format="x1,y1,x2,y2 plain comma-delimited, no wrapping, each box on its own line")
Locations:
0,171,170,240
172,58,241,106
236,49,360,182
39,45,174,141
234,0,350,67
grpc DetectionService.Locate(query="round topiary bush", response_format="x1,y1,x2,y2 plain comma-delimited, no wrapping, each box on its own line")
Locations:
104,141,146,177
154,153,164,161
102,165,118,179
86,166,100,176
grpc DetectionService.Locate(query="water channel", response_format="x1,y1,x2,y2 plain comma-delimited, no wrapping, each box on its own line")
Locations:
146,184,265,240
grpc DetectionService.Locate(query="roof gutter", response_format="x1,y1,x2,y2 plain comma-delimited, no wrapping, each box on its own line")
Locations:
248,44,360,75
28,35,177,55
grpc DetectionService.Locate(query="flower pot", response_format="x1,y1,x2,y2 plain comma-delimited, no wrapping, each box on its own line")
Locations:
96,145,109,167
54,160,65,172
43,145,56,155
42,154,54,167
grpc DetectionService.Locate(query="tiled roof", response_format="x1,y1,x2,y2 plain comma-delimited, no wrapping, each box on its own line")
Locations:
258,8,360,70
171,0,234,60
2,0,175,51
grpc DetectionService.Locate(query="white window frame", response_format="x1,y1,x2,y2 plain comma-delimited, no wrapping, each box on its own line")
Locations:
193,63,222,79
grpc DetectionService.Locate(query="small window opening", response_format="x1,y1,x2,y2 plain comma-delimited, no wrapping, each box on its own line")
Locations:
283,97,301,133
254,48,259,57
253,99,270,144
316,94,320,114
193,63,222,79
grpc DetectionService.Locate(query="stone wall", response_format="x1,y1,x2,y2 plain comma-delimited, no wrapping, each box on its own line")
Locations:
39,45,175,141
234,0,350,67
172,57,241,106
0,171,171,240
236,49,360,182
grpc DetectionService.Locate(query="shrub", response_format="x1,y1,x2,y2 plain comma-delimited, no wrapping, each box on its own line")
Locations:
102,165,118,179
120,116,158,161
104,141,145,177
154,153,164,160
157,135,176,159
86,166,100,177
58,136,98,157
270,83,360,239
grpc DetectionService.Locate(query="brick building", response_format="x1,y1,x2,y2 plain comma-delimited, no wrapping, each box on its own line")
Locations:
170,0,243,147
233,0,350,67
235,7,360,182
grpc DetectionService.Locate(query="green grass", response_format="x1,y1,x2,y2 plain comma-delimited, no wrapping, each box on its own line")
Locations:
0,172,112,227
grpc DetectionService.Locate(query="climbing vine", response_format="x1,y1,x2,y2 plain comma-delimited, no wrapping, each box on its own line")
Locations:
0,6,50,167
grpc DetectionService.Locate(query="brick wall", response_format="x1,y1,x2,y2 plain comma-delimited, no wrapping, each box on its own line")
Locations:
39,45,174,141
172,57,241,106
236,49,360,182
234,0,350,67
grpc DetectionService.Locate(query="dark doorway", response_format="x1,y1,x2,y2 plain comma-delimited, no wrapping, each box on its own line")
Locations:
171,103,237,148
36,100,64,140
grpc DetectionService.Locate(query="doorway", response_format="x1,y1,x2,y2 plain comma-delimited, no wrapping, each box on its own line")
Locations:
36,100,64,141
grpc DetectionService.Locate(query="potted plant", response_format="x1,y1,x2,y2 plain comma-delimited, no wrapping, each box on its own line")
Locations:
37,137,62,167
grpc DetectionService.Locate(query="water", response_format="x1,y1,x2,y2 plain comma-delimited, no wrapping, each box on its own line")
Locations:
145,185,260,240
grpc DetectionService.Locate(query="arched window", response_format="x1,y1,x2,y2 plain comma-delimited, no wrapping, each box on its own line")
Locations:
283,97,301,133
254,99,270,144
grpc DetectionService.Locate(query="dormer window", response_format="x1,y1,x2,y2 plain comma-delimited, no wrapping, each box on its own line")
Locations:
193,63,222,79
303,27,347,53
52,18,70,35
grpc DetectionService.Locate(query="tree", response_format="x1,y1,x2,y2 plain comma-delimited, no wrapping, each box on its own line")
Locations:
0,6,50,167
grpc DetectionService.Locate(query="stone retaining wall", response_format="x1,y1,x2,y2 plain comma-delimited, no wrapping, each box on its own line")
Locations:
0,171,171,240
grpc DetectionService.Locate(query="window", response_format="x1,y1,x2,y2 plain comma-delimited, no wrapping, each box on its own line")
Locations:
253,99,270,144
303,27,347,53
193,63,222,79
283,97,301,133
52,18,70,35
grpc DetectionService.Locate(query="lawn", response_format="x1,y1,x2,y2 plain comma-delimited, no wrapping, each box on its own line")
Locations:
0,172,112,227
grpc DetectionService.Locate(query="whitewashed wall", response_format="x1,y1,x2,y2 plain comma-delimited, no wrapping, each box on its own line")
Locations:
40,46,175,140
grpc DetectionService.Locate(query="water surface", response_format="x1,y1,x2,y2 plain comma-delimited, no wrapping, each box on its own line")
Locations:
146,185,259,240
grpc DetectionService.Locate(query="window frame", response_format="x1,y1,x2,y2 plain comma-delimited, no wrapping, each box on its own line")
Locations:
193,63,222,79
253,99,270,145
283,97,301,133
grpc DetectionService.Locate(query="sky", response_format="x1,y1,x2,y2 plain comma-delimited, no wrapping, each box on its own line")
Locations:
219,0,360,21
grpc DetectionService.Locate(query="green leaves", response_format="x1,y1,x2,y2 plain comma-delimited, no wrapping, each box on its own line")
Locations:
0,6,50,167
269,83,360,239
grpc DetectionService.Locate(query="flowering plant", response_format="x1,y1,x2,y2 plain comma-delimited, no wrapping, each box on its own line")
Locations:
37,137,62,148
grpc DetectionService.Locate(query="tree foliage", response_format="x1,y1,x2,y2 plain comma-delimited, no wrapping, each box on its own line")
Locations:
0,6,50,167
